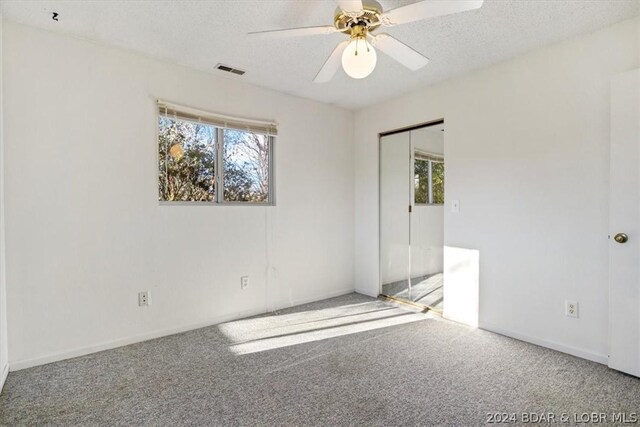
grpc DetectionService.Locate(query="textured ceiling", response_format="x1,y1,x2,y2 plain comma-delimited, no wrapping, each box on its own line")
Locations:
2,0,639,110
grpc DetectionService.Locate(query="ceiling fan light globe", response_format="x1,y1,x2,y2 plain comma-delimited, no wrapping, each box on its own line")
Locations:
341,39,377,79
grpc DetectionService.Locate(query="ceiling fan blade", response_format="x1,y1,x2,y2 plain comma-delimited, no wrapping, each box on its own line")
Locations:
336,0,364,15
248,26,338,39
314,41,349,83
381,0,484,26
370,34,429,71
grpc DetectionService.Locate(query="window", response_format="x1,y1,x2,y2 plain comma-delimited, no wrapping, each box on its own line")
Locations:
158,102,275,204
414,153,444,205
223,129,270,203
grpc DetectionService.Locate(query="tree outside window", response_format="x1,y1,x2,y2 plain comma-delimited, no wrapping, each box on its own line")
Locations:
414,156,444,205
158,116,273,204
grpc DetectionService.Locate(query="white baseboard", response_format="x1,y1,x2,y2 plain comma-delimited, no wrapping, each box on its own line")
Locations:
268,287,355,312
0,363,8,393
354,286,378,298
10,287,355,371
479,321,608,365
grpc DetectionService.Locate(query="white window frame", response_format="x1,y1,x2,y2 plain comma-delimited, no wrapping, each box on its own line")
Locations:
215,127,276,206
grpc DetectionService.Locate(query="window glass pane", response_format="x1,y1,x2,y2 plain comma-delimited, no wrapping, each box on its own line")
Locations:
223,129,270,203
158,117,217,202
431,161,445,204
414,158,429,204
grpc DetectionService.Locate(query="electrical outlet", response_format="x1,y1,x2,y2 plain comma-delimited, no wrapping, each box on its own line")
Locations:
138,291,150,307
565,300,578,318
241,276,249,289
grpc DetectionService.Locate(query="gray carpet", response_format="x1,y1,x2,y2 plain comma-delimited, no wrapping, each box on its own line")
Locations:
1,293,639,426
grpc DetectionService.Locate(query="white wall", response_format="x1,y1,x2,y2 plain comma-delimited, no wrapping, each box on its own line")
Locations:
412,127,444,156
3,22,355,369
410,207,444,278
354,17,640,362
0,13,8,390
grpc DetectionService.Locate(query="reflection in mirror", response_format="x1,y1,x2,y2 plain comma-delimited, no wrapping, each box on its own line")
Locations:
410,125,444,309
379,122,445,311
380,132,412,302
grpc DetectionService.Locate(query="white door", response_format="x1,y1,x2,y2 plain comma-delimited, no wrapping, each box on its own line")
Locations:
609,69,640,376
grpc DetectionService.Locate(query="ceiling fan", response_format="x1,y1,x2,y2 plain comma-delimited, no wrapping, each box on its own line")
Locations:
249,0,484,82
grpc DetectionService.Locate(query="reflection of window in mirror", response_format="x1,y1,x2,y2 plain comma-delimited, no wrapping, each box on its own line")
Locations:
414,152,444,205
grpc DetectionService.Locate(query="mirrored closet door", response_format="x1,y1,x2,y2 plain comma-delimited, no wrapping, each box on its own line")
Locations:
379,123,445,311
380,131,412,301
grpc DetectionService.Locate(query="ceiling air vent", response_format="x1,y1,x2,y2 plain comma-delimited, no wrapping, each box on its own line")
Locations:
215,64,246,76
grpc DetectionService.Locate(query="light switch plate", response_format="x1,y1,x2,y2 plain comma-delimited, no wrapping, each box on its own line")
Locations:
452,200,460,213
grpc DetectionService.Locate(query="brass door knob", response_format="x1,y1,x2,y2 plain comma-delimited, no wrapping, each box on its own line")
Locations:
614,233,629,244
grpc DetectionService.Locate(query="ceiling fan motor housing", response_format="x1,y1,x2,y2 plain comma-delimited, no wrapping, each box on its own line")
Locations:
334,0,383,34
